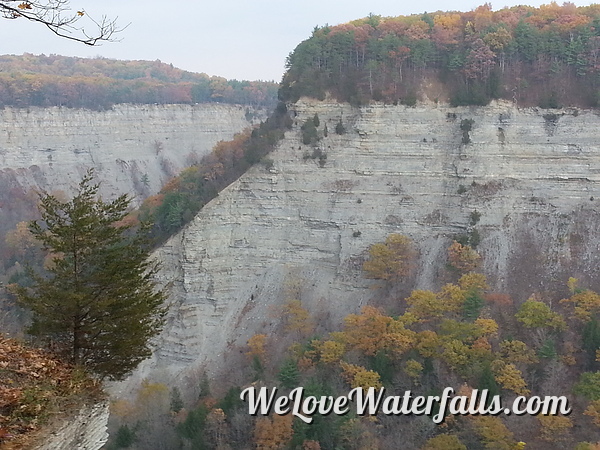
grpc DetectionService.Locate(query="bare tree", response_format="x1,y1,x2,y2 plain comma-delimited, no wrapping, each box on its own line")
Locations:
0,0,120,45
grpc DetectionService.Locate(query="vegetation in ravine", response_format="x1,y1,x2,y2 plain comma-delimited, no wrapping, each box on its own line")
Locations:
104,235,600,450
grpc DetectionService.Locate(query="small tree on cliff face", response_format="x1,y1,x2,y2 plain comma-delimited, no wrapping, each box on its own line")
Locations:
362,234,416,283
15,170,167,380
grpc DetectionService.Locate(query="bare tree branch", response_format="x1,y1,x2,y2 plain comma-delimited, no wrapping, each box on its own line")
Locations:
0,0,121,45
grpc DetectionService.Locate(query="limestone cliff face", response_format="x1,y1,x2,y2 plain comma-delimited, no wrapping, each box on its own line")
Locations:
32,401,110,450
0,103,263,213
124,99,600,382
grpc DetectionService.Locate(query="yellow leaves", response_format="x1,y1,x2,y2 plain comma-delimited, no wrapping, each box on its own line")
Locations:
362,233,415,282
77,10,85,16
470,415,516,450
316,339,345,364
343,306,415,357
499,340,538,365
458,273,488,292
483,27,512,51
474,318,498,337
403,359,423,382
340,362,382,389
448,241,481,273
561,289,600,322
247,334,267,363
280,300,314,336
416,330,441,358
491,360,530,395
568,277,579,294
538,414,573,441
422,433,467,450
441,339,471,370
406,289,448,320
516,297,566,331
584,399,600,427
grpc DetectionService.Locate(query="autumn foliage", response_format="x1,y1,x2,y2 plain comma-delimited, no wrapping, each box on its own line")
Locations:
0,54,278,110
0,335,102,447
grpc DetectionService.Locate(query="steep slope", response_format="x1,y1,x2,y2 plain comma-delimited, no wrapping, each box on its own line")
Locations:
133,98,600,383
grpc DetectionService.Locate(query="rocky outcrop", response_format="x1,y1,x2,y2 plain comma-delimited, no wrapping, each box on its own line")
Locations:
117,99,600,386
32,401,110,450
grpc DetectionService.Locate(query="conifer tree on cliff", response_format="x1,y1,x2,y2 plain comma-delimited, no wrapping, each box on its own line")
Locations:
15,170,167,380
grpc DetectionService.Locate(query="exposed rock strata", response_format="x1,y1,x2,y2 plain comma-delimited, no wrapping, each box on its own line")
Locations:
0,103,264,201
115,100,600,386
32,401,110,450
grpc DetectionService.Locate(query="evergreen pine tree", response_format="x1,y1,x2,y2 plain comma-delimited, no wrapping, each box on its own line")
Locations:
15,170,167,380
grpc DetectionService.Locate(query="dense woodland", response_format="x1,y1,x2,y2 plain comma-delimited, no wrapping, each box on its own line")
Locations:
0,54,278,109
280,3,600,107
104,236,600,449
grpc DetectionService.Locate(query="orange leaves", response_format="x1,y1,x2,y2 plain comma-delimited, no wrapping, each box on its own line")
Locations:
448,241,481,273
254,413,294,450
0,336,101,444
17,2,32,10
343,306,415,357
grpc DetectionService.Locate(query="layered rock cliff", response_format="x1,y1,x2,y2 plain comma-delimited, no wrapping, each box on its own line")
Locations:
0,103,264,200
132,99,600,384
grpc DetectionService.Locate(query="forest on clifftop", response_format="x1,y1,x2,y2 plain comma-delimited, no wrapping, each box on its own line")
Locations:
280,2,600,107
0,54,278,110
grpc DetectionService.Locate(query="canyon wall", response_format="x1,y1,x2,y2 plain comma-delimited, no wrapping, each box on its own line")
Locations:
127,98,600,386
0,103,265,238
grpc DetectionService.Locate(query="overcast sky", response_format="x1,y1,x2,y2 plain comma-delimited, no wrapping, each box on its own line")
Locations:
1,1,596,81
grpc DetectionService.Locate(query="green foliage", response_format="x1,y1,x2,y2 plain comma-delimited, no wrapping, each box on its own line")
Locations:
537,339,557,359
198,371,211,399
252,354,264,381
463,290,485,321
573,371,600,400
176,404,209,449
301,117,319,145
14,170,167,380
114,424,136,448
169,387,183,413
369,351,394,384
583,319,600,369
470,210,482,226
277,359,300,388
515,299,566,331
478,363,500,399
460,119,475,144
313,113,320,127
216,386,243,416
